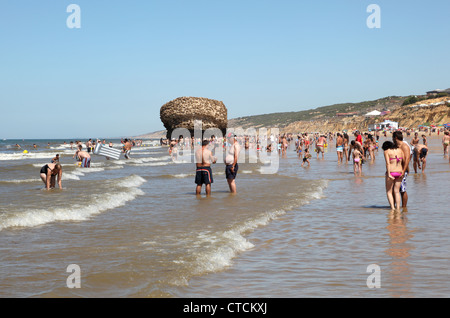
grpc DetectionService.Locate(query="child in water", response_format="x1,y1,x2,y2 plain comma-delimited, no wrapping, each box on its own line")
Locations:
301,148,311,167
352,147,362,176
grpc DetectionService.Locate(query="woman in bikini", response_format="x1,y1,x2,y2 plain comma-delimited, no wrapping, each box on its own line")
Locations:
40,162,63,190
382,141,404,211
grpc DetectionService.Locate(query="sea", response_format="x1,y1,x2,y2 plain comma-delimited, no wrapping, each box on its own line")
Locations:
0,135,449,298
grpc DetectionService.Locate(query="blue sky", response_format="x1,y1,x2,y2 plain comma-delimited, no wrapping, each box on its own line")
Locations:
1,0,449,139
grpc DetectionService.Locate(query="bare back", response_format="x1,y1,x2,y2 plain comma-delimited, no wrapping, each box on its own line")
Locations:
196,147,214,167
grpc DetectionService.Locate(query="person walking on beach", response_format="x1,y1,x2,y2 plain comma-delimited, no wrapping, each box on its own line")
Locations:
225,133,241,194
392,131,412,208
195,140,217,196
40,162,62,190
382,141,404,211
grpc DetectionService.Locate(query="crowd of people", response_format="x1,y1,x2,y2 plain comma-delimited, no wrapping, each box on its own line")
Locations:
37,128,449,206
162,128,450,206
38,138,142,190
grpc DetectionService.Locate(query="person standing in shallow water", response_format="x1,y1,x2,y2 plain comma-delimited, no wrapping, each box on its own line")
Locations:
315,135,326,159
225,133,241,194
442,131,450,156
123,139,133,159
336,133,344,163
382,141,404,211
343,133,350,163
351,142,362,176
392,131,412,208
195,140,217,196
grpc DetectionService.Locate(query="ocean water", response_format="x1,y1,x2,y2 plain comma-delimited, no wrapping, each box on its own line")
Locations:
0,136,449,298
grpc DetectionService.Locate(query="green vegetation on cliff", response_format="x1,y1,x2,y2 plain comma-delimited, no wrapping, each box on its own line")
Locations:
229,96,406,129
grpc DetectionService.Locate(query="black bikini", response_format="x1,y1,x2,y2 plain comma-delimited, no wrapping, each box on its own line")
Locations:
40,164,53,174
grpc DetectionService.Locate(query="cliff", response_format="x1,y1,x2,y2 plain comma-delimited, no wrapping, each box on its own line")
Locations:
137,95,450,139
280,96,450,133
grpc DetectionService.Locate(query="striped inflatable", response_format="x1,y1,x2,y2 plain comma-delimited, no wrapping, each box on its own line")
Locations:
93,143,121,160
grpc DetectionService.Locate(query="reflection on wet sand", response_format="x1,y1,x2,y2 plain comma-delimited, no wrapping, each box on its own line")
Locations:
385,208,415,297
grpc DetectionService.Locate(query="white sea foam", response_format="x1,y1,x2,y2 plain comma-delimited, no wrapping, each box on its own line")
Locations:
137,161,172,167
0,152,56,161
58,167,106,181
0,175,146,231
0,178,40,184
49,145,73,150
112,156,170,165
116,175,146,188
168,209,287,285
169,180,329,284
172,173,195,178
78,167,105,173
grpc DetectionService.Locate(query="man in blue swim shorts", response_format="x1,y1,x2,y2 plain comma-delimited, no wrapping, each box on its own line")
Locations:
74,145,91,168
336,133,344,163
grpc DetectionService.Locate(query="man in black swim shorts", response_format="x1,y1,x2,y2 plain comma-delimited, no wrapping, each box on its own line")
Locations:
195,140,217,196
225,133,241,194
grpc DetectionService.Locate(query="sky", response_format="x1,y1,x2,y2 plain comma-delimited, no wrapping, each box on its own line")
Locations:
1,0,449,139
